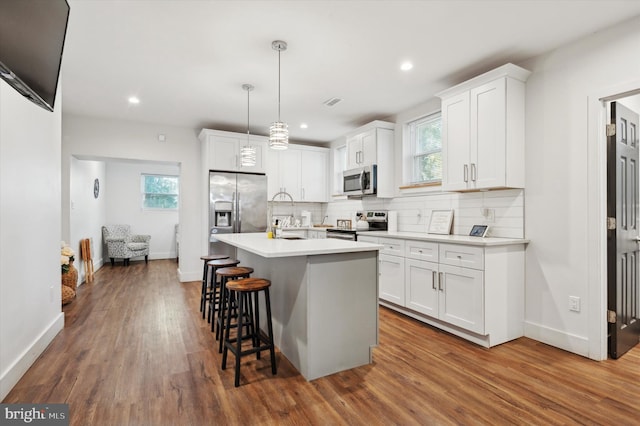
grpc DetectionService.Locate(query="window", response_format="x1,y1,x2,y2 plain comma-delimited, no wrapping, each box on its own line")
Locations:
141,174,179,210
408,112,442,184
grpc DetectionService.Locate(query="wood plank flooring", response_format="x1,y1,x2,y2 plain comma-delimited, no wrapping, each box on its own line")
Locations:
3,259,640,425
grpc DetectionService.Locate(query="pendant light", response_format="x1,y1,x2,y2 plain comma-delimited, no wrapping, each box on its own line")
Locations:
240,84,257,167
269,40,288,150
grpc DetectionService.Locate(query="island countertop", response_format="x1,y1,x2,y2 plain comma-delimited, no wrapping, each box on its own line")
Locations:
214,232,383,258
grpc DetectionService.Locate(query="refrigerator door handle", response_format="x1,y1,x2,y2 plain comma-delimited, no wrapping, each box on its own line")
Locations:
236,192,241,233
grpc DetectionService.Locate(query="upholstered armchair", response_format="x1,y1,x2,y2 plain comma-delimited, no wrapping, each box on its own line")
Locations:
102,225,151,266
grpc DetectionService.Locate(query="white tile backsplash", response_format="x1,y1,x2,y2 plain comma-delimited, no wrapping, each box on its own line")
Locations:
324,189,524,238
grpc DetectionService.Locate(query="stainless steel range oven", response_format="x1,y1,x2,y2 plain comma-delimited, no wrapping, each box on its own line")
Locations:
326,210,388,241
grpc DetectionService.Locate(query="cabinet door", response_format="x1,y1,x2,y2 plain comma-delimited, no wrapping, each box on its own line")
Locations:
279,149,301,200
360,129,377,166
207,135,238,171
405,259,439,317
266,148,281,200
438,264,484,334
379,254,405,305
300,149,328,202
441,91,471,191
346,135,362,169
206,134,265,173
470,78,506,189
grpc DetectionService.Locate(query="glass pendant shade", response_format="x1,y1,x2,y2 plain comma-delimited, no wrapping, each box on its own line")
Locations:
269,121,289,150
240,144,257,166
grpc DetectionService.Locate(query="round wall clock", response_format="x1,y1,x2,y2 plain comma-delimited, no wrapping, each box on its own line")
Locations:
93,178,100,198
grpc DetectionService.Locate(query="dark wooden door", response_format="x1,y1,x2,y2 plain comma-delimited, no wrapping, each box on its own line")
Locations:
608,101,640,359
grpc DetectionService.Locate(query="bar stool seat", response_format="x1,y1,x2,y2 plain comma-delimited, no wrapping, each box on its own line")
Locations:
213,266,254,349
204,258,240,322
222,277,277,387
199,255,229,317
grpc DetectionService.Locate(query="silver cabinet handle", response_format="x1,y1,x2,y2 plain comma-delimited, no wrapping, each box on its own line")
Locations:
438,272,444,291
432,271,437,290
471,163,476,181
463,164,468,182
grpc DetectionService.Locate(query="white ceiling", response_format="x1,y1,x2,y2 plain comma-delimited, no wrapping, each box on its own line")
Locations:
62,0,640,144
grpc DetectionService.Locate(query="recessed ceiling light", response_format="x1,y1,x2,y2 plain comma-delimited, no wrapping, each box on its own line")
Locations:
128,96,140,104
300,123,308,129
400,62,413,71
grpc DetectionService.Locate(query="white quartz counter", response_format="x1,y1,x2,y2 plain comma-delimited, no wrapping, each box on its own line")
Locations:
214,232,382,258
359,231,529,247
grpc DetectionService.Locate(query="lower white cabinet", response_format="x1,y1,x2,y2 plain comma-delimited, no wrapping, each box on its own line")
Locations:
364,235,524,347
379,253,405,305
307,229,326,239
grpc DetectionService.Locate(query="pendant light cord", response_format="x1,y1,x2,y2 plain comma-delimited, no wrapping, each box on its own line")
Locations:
277,48,281,121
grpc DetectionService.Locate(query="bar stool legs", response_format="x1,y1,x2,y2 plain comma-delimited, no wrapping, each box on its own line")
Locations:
222,278,277,387
199,255,229,319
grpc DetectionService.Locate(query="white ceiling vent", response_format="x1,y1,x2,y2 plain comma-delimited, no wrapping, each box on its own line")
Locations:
323,97,342,107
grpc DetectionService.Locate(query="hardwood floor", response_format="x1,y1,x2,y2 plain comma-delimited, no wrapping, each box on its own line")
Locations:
4,259,640,425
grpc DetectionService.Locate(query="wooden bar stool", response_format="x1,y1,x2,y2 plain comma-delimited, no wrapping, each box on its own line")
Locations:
222,278,277,387
199,254,229,317
213,266,254,350
204,258,239,322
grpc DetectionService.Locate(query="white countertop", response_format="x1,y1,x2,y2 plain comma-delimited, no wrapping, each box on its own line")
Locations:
359,231,529,247
214,232,382,258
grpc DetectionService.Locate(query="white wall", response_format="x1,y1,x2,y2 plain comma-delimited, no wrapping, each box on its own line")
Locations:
62,114,202,282
105,161,179,261
70,158,106,284
0,81,64,400
521,15,640,357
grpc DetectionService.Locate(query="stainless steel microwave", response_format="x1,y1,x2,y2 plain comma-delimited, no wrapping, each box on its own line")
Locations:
343,165,377,197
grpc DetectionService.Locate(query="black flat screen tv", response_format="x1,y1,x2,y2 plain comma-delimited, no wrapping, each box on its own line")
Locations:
0,0,70,112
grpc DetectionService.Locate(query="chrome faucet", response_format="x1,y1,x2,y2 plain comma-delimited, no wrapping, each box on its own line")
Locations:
269,191,295,226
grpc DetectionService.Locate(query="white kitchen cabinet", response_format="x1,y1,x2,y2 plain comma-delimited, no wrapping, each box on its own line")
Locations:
267,144,329,202
377,237,405,304
342,121,395,198
379,253,405,305
405,253,483,334
438,264,484,334
199,129,266,173
372,234,525,348
437,63,530,191
300,148,328,202
405,258,439,317
346,128,377,169
307,229,326,239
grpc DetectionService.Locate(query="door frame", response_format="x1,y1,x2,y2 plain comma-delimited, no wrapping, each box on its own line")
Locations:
587,80,640,360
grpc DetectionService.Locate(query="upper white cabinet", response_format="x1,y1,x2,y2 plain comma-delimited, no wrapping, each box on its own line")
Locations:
437,64,530,191
343,120,395,198
267,144,329,202
199,129,267,173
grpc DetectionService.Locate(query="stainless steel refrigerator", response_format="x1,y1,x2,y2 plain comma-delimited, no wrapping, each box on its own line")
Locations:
209,171,268,256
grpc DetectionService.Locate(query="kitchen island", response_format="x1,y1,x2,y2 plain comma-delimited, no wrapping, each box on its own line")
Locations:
214,233,383,380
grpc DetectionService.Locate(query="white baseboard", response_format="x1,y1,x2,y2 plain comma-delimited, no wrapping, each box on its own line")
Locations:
0,312,64,400
524,321,590,358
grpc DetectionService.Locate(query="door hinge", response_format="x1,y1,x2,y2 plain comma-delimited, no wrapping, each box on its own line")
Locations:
607,217,616,230
607,123,616,137
608,310,617,323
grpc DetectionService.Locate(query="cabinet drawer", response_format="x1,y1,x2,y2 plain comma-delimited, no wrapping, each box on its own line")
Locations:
439,244,484,270
378,238,405,256
405,240,438,262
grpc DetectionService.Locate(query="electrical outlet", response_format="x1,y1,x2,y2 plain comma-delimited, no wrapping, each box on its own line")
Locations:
569,296,581,312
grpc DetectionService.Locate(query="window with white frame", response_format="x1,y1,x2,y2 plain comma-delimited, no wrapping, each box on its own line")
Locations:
408,112,442,184
141,174,179,210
